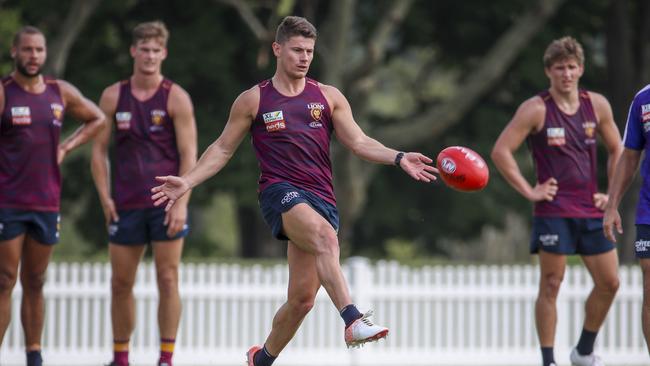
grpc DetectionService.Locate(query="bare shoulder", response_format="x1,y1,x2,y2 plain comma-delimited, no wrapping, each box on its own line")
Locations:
56,79,83,103
168,83,194,117
587,91,614,122
517,95,546,122
97,81,121,114
498,95,546,135
169,83,192,105
586,91,613,118
100,82,121,104
232,84,260,117
519,95,546,114
317,82,345,110
586,90,610,105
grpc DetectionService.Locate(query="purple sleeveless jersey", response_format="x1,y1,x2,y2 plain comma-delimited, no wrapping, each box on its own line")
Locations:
0,76,64,211
113,78,179,210
527,89,601,218
252,78,336,204
622,85,650,224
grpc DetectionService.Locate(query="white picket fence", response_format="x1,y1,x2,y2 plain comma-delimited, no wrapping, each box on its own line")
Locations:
0,258,646,366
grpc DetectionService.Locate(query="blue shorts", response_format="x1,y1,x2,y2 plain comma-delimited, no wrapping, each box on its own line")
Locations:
259,182,339,241
109,207,189,246
0,208,60,245
530,217,614,255
634,225,650,258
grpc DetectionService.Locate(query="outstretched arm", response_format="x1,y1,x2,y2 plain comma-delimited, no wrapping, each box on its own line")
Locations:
491,97,557,202
151,86,258,211
323,84,438,182
58,80,106,164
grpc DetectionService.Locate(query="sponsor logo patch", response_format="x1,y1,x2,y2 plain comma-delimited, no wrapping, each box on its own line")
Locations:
642,104,650,123
11,106,31,125
309,121,323,128
115,112,132,130
280,191,300,205
635,239,650,253
546,127,566,146
263,110,286,132
108,224,118,236
539,234,559,246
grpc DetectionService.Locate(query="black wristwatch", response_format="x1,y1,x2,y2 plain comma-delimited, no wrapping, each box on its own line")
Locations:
394,152,405,167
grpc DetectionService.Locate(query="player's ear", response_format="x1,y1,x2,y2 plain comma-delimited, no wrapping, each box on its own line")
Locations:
272,42,281,58
129,45,137,58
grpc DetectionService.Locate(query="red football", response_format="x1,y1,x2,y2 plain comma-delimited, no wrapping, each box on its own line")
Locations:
436,146,489,192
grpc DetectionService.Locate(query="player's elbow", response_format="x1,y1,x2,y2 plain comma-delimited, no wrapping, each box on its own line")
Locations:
490,145,504,165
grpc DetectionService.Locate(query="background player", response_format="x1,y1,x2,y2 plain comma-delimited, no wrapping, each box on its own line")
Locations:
603,84,650,355
91,21,197,366
0,26,105,366
491,36,622,366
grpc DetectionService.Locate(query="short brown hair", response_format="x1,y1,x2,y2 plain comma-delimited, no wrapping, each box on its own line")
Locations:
543,36,584,68
13,26,45,47
132,21,169,46
275,16,317,44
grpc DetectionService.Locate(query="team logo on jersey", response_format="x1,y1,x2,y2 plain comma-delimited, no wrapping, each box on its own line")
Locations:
11,106,31,125
263,110,286,132
582,121,596,144
51,103,63,127
546,127,565,146
150,109,166,132
115,112,132,130
151,109,166,125
307,102,325,121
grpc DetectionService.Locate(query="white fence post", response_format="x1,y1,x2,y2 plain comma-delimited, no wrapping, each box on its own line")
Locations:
346,256,372,311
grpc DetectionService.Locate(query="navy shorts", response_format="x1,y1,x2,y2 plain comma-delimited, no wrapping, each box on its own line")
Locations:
0,208,60,245
634,225,650,258
530,217,615,255
109,207,189,246
259,182,339,241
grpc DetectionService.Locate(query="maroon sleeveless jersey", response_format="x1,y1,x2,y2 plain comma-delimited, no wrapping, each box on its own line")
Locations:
527,89,601,218
252,78,336,204
113,78,179,209
0,76,64,211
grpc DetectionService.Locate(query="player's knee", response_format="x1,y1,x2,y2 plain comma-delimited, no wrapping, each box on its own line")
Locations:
288,293,316,316
597,276,619,295
111,275,135,296
20,272,46,294
540,274,563,298
156,269,179,296
0,271,17,294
